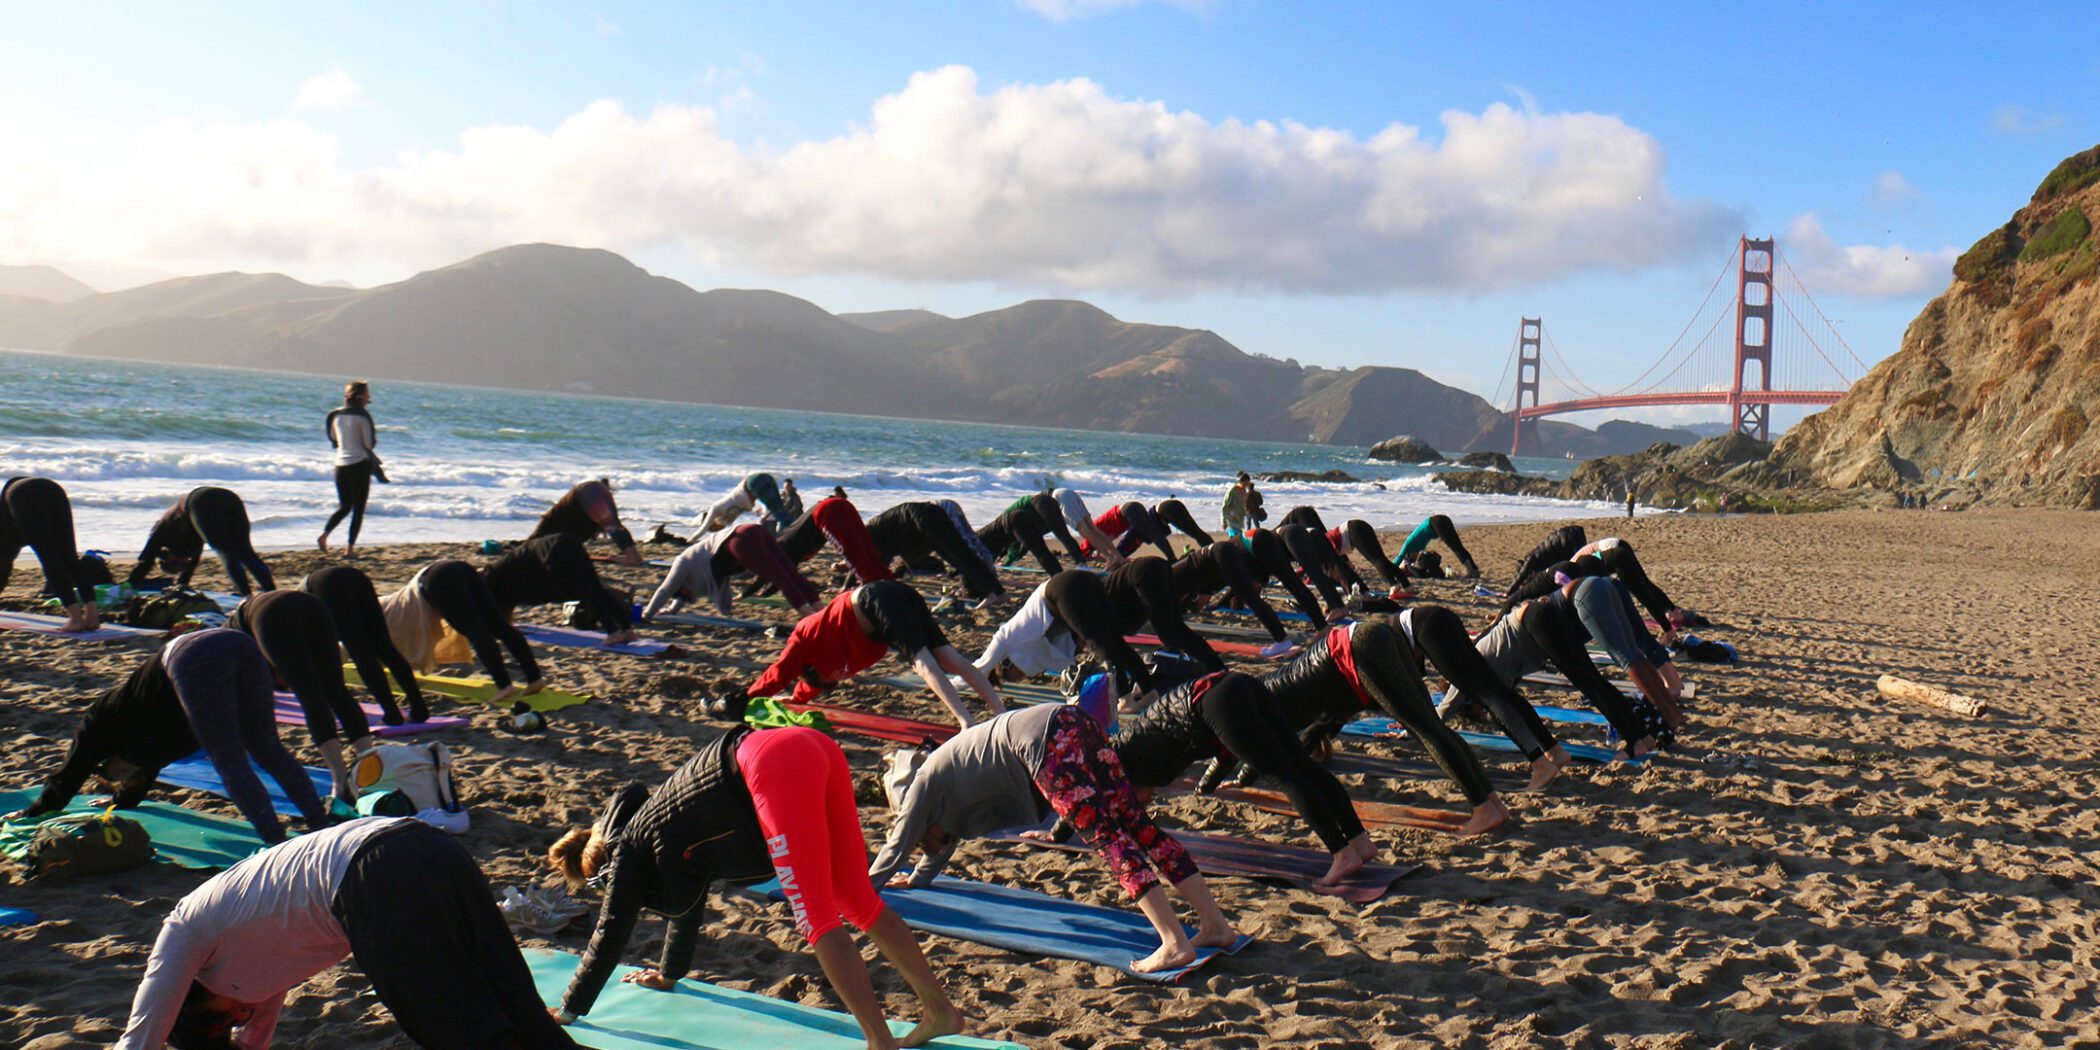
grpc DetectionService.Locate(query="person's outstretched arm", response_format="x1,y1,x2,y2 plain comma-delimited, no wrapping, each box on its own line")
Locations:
934,644,1004,715
912,649,975,726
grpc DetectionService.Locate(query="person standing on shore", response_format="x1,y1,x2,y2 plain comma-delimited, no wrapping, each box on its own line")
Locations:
1221,472,1262,540
319,381,383,558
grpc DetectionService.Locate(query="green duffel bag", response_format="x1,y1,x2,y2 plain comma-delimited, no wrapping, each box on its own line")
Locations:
124,589,221,629
28,809,153,878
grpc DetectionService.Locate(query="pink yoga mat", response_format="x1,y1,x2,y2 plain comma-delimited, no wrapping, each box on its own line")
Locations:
272,692,470,737
1001,827,1418,903
0,610,161,641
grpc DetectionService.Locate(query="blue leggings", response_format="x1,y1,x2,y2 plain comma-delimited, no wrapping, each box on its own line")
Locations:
165,629,327,842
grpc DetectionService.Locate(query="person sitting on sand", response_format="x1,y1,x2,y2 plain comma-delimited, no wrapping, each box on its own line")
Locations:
129,485,276,596
1073,670,1380,888
871,699,1242,974
696,472,792,536
482,535,639,646
228,590,376,805
550,726,964,1050
1221,472,1262,540
120,817,574,1050
975,499,1066,575
731,581,1003,727
0,475,100,631
1445,582,1675,758
8,628,329,845
301,565,429,725
777,491,896,586
645,523,825,621
530,478,642,567
1081,500,1178,563
866,501,1006,606
1169,541,1301,659
382,559,545,708
1252,616,1513,835
1153,498,1217,548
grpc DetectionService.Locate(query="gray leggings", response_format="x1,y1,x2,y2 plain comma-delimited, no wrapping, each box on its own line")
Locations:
166,629,327,843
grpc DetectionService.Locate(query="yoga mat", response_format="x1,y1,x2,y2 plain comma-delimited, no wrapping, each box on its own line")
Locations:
998,828,1418,903
0,610,162,640
1517,670,1695,700
1208,603,1314,624
522,949,1025,1050
342,666,590,712
785,702,959,745
652,610,768,631
1342,718,1641,765
0,788,266,870
1199,781,1472,835
271,692,470,736
515,622,674,656
1323,748,1528,790
754,876,1251,983
1126,632,1262,658
156,752,333,818
1187,619,1278,641
0,907,33,927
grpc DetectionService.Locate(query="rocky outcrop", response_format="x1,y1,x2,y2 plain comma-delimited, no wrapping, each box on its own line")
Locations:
1439,431,1847,513
1259,469,1361,484
1368,435,1443,463
1455,451,1514,472
1771,144,2100,508
1433,469,1559,498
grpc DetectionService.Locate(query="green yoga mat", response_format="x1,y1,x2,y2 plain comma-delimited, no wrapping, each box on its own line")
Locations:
523,949,1026,1050
0,789,265,871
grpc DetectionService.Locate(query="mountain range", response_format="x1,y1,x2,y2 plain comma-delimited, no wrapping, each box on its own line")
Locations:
0,244,1696,456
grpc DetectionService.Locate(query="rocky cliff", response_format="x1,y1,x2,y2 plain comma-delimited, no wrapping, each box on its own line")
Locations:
1770,145,2100,508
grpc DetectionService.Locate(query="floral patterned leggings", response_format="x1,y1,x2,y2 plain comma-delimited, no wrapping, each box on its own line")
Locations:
1032,705,1197,899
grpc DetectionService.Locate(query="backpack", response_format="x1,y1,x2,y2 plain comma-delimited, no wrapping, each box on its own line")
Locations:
351,742,463,823
124,589,220,628
27,810,153,879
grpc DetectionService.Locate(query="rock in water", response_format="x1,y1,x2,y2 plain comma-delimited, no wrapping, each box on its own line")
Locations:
1454,451,1515,472
1368,435,1443,463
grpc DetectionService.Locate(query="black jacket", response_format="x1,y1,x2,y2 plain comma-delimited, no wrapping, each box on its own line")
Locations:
1113,671,1233,787
31,652,195,815
564,726,773,1015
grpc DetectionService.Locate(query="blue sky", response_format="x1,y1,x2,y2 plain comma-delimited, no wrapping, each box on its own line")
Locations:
3,2,2095,426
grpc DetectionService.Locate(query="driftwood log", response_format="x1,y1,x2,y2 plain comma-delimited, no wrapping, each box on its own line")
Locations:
1876,674,1986,717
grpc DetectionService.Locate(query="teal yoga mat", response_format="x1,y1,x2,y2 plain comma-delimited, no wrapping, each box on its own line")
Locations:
0,788,265,870
523,949,1026,1049
1341,718,1640,765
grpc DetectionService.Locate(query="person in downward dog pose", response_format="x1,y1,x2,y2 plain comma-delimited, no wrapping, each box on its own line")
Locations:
1080,670,1378,887
549,727,964,1050
0,475,99,631
1152,499,1217,548
1391,514,1482,579
645,523,825,621
976,499,1066,575
870,700,1241,974
1507,524,1589,599
530,478,642,567
228,590,375,804
301,565,429,726
1045,488,1124,566
10,628,329,845
696,473,792,535
1169,541,1300,658
482,535,639,645
1256,617,1512,835
1500,535,1701,633
381,559,544,707
973,561,1224,705
1390,604,1571,789
865,501,1005,603
735,581,1003,727
119,817,575,1050
130,486,276,596
1082,501,1178,562
1236,527,1336,629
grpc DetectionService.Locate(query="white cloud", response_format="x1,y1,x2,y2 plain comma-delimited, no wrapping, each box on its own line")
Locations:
292,68,367,112
1867,170,1917,207
1990,104,2063,136
1,66,1736,294
1016,0,1208,20
1781,213,1955,298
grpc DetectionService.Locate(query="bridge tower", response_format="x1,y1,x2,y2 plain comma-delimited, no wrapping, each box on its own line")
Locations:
1730,237,1775,440
1509,317,1542,457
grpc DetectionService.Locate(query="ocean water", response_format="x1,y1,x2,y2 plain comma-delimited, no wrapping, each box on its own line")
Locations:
0,349,1636,551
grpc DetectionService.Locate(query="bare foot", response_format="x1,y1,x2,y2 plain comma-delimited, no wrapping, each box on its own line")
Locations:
521,679,547,696
1625,735,1658,759
1191,921,1241,951
344,545,358,560
1132,942,1199,974
60,608,92,633
898,1004,965,1048
488,684,522,707
1318,844,1368,887
1526,754,1565,791
84,605,101,630
1457,796,1509,836
316,533,329,553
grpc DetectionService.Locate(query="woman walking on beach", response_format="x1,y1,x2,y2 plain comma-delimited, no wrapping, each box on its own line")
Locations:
319,380,382,557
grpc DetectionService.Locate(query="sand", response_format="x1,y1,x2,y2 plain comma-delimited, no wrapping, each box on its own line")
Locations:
3,508,2098,1048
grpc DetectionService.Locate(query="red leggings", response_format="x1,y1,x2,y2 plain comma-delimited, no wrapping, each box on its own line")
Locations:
812,499,895,585
724,525,822,609
738,726,886,944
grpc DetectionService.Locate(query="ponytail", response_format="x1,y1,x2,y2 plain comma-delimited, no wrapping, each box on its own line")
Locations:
548,828,608,891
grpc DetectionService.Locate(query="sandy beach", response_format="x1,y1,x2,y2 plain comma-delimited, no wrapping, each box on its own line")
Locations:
3,508,2097,1048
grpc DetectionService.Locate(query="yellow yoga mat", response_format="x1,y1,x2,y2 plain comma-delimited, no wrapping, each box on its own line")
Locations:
342,665,590,712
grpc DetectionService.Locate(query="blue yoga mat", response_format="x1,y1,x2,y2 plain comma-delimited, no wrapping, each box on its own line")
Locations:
515,622,674,656
0,907,35,927
653,610,768,631
0,788,266,870
1342,717,1640,765
156,752,333,817
747,876,1250,983
524,949,1025,1050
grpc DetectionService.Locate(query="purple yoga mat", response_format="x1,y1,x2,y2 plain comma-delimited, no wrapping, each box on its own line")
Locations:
1001,827,1419,904
272,692,470,736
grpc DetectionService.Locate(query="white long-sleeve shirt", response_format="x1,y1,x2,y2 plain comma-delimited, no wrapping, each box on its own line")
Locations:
972,581,1077,677
643,532,740,619
697,486,755,535
118,818,411,1049
329,413,374,467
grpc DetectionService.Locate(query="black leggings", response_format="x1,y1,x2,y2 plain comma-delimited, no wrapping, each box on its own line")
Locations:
1595,542,1677,625
1347,621,1495,805
902,505,1003,599
191,487,275,595
334,823,576,1049
324,460,374,545
0,477,92,605
979,508,1062,575
1277,524,1357,606
1509,525,1586,597
1245,530,1329,629
1341,519,1409,589
1177,542,1288,642
1517,600,1652,744
1410,606,1554,759
1107,559,1225,673
1111,502,1175,562
239,591,370,746
420,560,540,690
1202,675,1364,851
304,566,427,724
1279,506,1326,533
1043,570,1157,692
1153,500,1215,547
1411,515,1479,574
